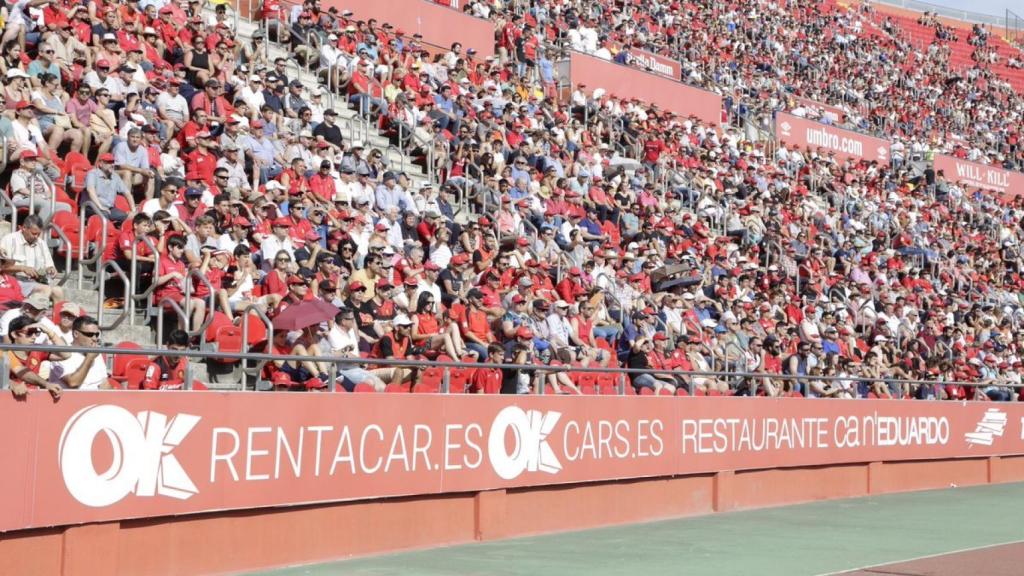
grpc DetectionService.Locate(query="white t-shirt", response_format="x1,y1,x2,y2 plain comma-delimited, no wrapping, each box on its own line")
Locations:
327,324,358,355
156,92,190,124
54,352,109,389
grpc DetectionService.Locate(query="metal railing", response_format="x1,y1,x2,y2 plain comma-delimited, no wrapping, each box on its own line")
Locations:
239,306,273,390
156,297,190,347
0,189,17,232
45,221,72,287
129,236,161,325
25,171,57,220
184,269,216,338
76,201,110,289
96,261,129,331
0,342,1003,399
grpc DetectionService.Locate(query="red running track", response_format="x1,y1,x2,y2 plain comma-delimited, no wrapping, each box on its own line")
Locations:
838,541,1024,575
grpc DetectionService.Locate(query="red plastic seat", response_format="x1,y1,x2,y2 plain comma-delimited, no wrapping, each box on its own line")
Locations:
204,312,233,343
111,341,144,384
449,367,472,393
50,211,83,258
676,387,690,397
385,382,411,393
124,359,159,390
352,383,376,393
240,312,268,346
211,325,244,363
417,367,444,392
640,387,655,396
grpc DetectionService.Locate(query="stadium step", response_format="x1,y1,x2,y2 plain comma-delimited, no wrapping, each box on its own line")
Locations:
62,286,156,347
237,21,432,185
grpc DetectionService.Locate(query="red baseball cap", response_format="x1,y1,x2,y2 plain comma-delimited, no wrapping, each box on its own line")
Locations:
286,275,306,286
272,217,291,227
403,277,419,287
515,326,534,339
451,253,470,266
98,153,115,163
304,377,327,390
423,261,440,271
232,216,251,227
348,281,366,291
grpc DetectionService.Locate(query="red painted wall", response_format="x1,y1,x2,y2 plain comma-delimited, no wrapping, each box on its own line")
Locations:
3,456,1024,576
323,0,495,57
569,52,722,125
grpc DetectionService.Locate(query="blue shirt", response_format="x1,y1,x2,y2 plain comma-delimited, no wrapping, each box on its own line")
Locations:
85,168,129,210
374,184,414,213
113,141,149,170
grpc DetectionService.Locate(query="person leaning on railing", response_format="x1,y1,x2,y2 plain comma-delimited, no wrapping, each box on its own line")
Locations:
4,314,63,399
49,316,111,390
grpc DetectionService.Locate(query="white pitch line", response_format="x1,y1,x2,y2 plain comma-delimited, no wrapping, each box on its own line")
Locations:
814,539,1024,576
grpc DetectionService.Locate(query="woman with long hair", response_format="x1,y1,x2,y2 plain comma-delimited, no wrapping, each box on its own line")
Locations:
410,291,469,359
183,35,214,87
31,72,82,153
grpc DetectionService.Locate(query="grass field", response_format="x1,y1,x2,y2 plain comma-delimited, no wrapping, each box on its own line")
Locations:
248,482,1024,576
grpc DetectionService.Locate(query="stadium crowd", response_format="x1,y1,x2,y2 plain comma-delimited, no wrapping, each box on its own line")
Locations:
0,0,1023,401
480,0,1024,171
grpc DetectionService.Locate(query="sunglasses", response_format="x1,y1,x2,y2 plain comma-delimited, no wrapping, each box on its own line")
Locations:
77,330,101,338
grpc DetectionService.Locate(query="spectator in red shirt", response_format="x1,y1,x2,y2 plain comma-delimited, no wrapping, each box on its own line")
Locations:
460,288,495,359
155,236,206,330
468,344,506,393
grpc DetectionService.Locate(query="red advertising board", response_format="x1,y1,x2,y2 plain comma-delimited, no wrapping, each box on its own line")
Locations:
1,392,1022,533
623,48,681,80
570,52,721,126
792,96,846,124
933,154,1024,198
325,0,493,58
775,111,892,164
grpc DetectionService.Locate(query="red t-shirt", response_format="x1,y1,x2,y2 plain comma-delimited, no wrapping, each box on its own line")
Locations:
0,274,24,303
468,367,502,394
155,256,187,303
186,149,218,186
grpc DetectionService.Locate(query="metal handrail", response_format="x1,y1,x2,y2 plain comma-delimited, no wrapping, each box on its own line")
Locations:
184,269,216,338
156,297,190,346
302,31,321,76
0,134,7,173
96,260,130,331
385,144,406,175
0,342,1003,394
129,235,161,325
77,201,110,289
45,221,72,287
240,306,273,390
0,189,17,231
25,170,56,221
